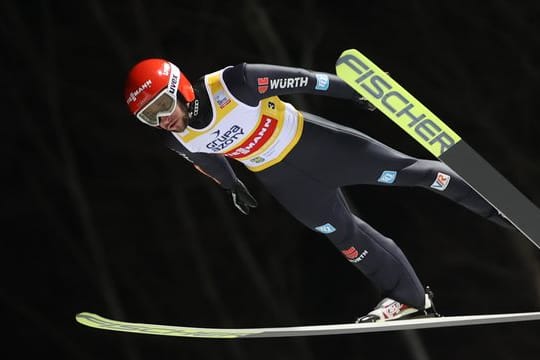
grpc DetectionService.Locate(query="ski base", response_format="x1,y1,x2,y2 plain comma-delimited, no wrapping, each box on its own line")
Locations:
76,311,540,339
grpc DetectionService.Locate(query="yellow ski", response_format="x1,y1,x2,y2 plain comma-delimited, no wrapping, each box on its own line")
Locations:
336,49,540,249
76,311,540,339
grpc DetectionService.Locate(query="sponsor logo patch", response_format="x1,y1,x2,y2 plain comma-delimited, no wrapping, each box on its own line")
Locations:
430,172,451,191
377,170,397,184
167,73,178,95
126,79,152,104
205,125,245,152
214,90,231,109
382,301,405,319
315,73,329,91
225,116,278,158
257,77,269,94
315,223,336,234
161,62,171,76
190,99,199,117
270,77,309,90
342,246,358,260
250,156,265,164
341,246,369,263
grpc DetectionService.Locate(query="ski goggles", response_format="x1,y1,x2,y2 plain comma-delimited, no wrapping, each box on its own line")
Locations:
136,64,181,127
136,89,176,127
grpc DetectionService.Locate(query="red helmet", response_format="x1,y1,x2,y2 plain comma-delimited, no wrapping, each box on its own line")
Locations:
124,58,195,126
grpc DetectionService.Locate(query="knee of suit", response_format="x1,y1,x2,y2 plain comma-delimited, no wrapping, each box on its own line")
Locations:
401,160,460,192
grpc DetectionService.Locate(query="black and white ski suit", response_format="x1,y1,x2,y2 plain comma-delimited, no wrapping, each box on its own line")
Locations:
163,63,506,309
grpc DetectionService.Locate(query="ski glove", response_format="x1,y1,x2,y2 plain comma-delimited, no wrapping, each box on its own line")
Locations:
227,179,258,215
353,71,391,111
355,96,376,111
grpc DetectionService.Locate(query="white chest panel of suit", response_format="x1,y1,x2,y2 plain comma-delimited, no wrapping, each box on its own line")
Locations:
171,68,304,172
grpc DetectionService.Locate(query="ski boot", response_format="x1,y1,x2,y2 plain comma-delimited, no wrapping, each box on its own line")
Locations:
356,287,441,323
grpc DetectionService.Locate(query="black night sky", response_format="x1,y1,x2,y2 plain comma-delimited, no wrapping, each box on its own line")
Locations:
3,1,540,359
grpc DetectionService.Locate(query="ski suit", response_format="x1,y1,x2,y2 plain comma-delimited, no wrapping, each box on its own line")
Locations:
163,63,505,309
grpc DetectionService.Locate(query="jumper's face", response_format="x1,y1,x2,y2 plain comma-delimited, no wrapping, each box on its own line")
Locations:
136,87,190,132
158,100,190,132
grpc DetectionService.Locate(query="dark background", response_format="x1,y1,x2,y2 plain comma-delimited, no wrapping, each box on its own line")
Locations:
3,0,540,359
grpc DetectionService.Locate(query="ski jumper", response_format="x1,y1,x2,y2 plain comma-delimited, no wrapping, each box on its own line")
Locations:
164,63,504,308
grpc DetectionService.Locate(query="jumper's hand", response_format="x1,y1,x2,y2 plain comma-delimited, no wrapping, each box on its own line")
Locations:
353,71,390,111
355,96,376,111
228,179,258,215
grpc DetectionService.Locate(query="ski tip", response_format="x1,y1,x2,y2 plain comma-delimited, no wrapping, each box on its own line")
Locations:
76,311,93,319
75,312,102,327
337,48,358,56
75,312,88,323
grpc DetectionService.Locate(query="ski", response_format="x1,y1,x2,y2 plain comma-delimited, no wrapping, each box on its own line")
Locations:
336,49,540,249
76,311,540,339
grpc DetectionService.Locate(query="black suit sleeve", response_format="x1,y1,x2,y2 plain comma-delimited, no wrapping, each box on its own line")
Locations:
163,132,237,189
223,63,360,106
